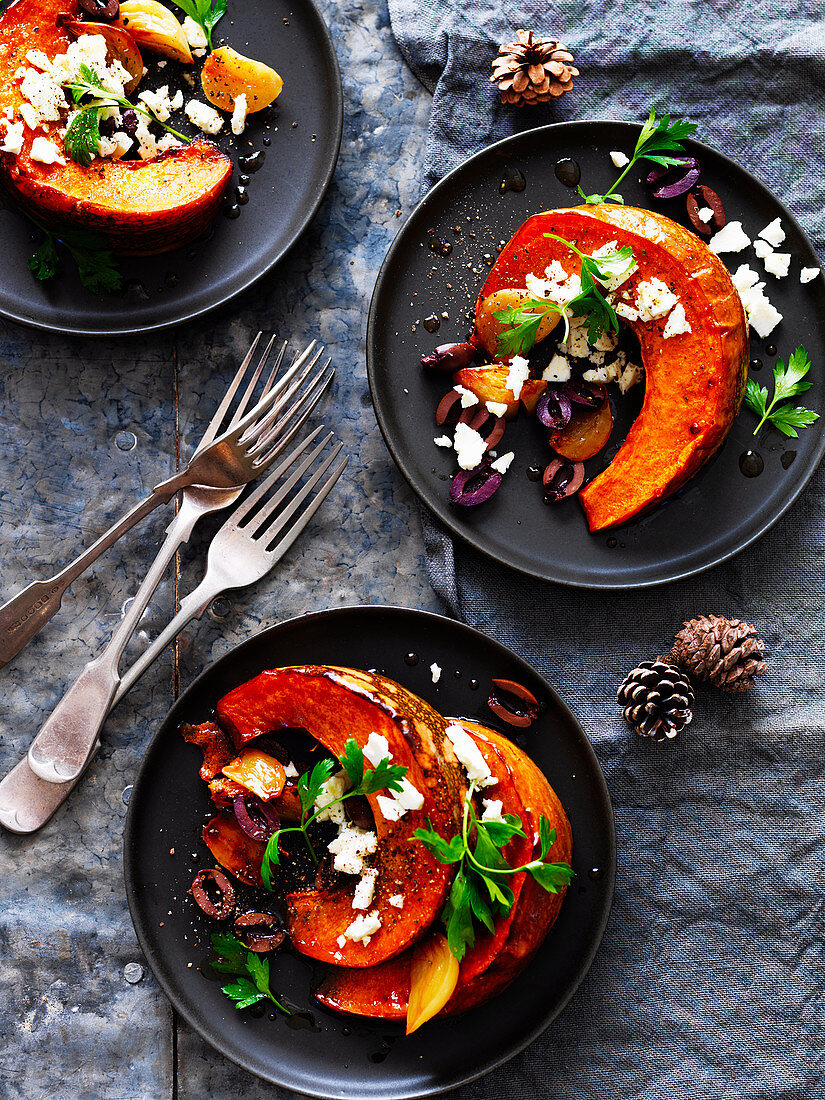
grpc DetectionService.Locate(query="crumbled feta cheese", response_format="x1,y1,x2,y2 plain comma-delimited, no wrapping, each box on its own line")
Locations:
731,265,760,293
800,267,820,284
156,133,183,153
708,220,751,255
485,400,509,417
20,68,65,124
591,241,638,291
393,777,425,811
662,302,692,338
609,150,629,168
591,326,619,352
759,217,785,248
231,92,248,136
314,770,351,825
433,435,452,448
733,269,783,338
697,206,714,223
453,384,479,409
29,136,64,165
615,301,639,322
763,251,791,279
337,934,347,948
139,86,175,122
25,49,52,72
445,723,491,784
430,662,441,683
490,451,514,475
352,868,378,910
506,354,530,400
452,421,486,470
135,120,159,159
19,103,39,131
363,732,391,767
0,121,25,155
182,15,209,49
376,794,406,821
634,278,679,322
753,239,773,260
343,910,382,945
284,761,298,778
562,316,591,358
327,823,377,875
582,366,610,384
542,353,571,382
185,99,223,135
618,364,643,393
97,130,133,159
388,894,405,909
527,260,581,304
481,798,504,822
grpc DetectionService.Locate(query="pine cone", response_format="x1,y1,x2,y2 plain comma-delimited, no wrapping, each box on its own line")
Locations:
491,30,578,107
670,614,766,693
617,659,695,741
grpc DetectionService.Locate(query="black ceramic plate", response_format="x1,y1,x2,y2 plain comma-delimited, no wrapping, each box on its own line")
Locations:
367,121,825,588
124,605,614,1098
0,0,342,337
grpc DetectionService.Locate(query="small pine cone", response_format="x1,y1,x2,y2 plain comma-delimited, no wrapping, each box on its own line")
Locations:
617,659,695,742
490,29,578,107
670,614,766,693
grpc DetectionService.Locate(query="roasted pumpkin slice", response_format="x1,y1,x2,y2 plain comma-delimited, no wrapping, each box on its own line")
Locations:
202,811,265,888
473,205,749,530
216,666,466,967
0,0,232,255
315,725,538,1020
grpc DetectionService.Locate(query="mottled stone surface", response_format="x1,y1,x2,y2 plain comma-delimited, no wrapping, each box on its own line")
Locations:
0,0,438,1095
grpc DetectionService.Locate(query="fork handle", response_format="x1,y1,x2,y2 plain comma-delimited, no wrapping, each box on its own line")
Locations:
0,470,189,670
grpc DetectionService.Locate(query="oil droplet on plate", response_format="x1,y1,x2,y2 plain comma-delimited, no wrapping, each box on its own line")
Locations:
526,464,542,482
428,237,452,256
588,867,604,881
750,357,762,372
404,653,419,666
499,166,526,194
554,158,581,187
468,678,480,691
781,450,797,469
739,449,764,477
423,314,440,333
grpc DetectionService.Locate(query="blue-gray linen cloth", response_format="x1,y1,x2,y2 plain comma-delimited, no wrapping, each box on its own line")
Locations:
386,1,825,1094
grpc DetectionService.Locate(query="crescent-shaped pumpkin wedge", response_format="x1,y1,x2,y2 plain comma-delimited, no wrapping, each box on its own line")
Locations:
0,0,232,255
472,205,749,530
216,666,467,968
315,720,572,1021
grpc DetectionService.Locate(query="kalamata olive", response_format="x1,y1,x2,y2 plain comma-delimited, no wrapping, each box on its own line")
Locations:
190,868,235,920
686,193,712,237
233,794,280,842
120,109,138,137
536,387,573,430
696,184,725,229
436,389,463,427
421,342,478,372
345,794,374,830
233,912,286,953
457,406,505,451
487,679,541,728
563,380,607,409
449,464,503,506
646,157,701,200
80,0,119,20
543,458,585,501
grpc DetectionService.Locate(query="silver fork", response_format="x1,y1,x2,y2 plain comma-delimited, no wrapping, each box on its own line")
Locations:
0,430,347,834
26,346,334,786
0,333,324,669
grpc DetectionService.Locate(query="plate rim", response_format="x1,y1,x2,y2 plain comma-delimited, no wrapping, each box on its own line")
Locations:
366,118,825,590
0,0,344,338
123,603,616,1098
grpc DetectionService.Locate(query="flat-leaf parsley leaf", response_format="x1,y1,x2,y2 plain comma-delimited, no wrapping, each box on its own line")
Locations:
743,346,819,438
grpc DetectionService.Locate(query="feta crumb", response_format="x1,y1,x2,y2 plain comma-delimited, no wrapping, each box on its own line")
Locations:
662,302,692,338
734,272,783,338
20,68,66,124
185,99,223,135
139,86,174,122
394,778,424,811
800,267,820,284
562,316,591,357
759,217,785,248
363,732,391,768
19,103,40,131
170,89,184,110
134,119,160,159
481,798,504,822
98,130,133,159
25,49,52,71
376,794,406,821
445,723,491,784
708,220,751,255
753,239,773,260
763,251,791,279
453,384,479,409
591,326,619,352
609,150,630,168
697,206,714,223
452,421,486,470
29,136,65,165
542,354,571,382
490,451,514,475
156,133,183,154
352,868,378,910
0,121,25,155
618,364,643,393
231,92,248,136
343,910,382,945
591,240,638,291
506,354,530,400
731,264,760,293
485,400,509,417
615,301,639,322
327,823,377,875
582,366,610,384
337,934,347,948
430,662,441,683
635,278,679,322
388,894,405,909
284,761,298,778
433,435,452,448
314,770,351,824
182,15,208,49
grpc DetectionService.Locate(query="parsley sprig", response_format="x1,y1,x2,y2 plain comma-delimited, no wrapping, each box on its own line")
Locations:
173,0,227,50
62,65,189,168
29,223,122,293
209,931,292,1013
494,235,636,356
744,346,819,437
579,108,698,206
413,782,575,961
260,739,408,885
